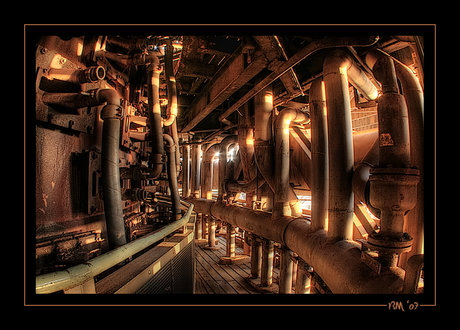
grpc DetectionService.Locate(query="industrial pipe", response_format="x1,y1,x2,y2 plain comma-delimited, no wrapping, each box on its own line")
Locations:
182,144,191,198
190,198,405,293
47,66,106,84
147,55,165,180
98,89,127,249
365,51,420,267
273,108,309,217
309,78,329,231
253,88,302,217
163,40,181,173
163,134,182,220
323,49,378,242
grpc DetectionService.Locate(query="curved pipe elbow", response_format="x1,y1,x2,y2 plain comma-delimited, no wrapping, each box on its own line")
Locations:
163,77,178,127
324,49,379,100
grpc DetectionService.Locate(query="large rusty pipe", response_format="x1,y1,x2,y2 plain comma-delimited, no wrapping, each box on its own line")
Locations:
190,198,405,293
309,78,329,231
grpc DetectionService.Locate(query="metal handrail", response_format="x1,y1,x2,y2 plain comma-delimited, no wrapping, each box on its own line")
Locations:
35,199,194,294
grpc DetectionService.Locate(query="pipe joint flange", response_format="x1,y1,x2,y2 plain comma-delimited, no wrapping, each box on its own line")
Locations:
367,231,413,254
100,104,123,120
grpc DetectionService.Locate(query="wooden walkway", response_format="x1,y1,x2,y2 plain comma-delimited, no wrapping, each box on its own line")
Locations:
195,236,262,294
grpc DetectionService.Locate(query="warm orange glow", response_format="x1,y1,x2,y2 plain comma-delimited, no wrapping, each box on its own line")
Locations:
264,93,273,104
76,42,83,56
246,138,254,145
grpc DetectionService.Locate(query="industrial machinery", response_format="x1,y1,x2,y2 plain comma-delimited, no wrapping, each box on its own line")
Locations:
28,28,432,302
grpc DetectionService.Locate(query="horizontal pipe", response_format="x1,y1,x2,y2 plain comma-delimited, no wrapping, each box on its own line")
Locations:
36,199,194,294
190,198,405,293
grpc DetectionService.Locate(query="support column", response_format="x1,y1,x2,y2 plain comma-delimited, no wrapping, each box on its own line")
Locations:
219,224,251,265
250,234,262,279
204,218,219,250
295,259,312,294
279,247,293,294
261,239,274,287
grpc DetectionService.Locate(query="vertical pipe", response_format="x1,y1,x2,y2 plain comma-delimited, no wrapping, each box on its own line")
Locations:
226,223,236,258
182,145,190,198
273,109,308,218
279,247,293,294
195,213,203,240
250,235,262,278
208,218,217,249
163,134,182,220
295,259,311,294
190,143,201,198
261,239,274,287
147,58,165,179
101,115,126,248
309,78,329,231
323,49,355,242
395,61,424,267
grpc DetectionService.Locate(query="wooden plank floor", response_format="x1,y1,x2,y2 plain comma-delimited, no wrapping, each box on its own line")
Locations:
195,236,262,294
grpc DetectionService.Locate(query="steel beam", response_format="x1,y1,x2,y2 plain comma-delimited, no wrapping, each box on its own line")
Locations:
180,41,268,133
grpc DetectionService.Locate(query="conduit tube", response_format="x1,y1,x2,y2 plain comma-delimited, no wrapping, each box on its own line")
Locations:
97,89,127,249
147,55,165,179
163,134,182,220
309,78,329,231
190,198,405,293
273,108,309,217
323,49,378,242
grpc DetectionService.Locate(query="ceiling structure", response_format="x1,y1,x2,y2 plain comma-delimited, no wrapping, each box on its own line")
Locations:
169,35,420,140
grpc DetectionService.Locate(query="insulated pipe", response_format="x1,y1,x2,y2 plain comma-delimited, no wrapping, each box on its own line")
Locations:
97,89,127,249
163,134,182,220
309,78,329,231
218,135,238,202
190,198,405,293
273,108,309,217
147,55,165,180
323,49,358,242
